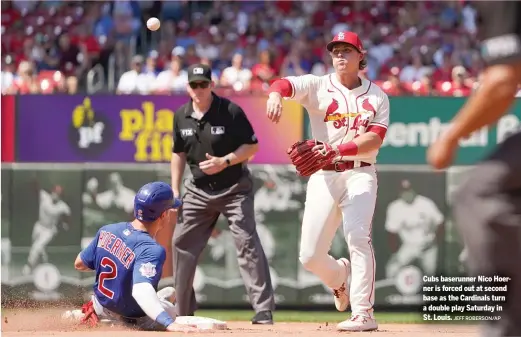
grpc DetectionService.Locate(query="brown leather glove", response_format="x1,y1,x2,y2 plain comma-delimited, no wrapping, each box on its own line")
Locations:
287,139,337,176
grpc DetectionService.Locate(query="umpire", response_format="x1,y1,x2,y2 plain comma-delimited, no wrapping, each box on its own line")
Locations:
428,2,521,337
170,63,275,324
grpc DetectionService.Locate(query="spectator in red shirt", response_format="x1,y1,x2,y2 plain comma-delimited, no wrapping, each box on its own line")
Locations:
57,33,88,78
411,73,440,96
1,0,20,28
431,53,454,82
183,45,200,66
71,24,101,64
7,61,40,94
380,67,411,96
441,65,472,97
251,50,276,92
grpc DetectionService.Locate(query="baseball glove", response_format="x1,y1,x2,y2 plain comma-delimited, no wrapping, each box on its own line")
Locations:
287,139,338,176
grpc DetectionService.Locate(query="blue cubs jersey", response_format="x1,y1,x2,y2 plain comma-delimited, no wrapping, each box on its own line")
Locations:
79,222,166,318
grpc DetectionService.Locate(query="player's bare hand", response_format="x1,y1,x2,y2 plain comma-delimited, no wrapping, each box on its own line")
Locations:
166,322,199,332
199,153,226,175
311,141,338,156
427,136,459,170
266,92,283,123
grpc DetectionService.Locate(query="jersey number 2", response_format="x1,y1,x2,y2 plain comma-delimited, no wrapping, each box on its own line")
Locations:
98,257,117,299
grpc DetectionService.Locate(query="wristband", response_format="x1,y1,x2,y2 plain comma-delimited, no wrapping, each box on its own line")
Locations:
156,311,175,327
268,79,293,97
337,141,359,156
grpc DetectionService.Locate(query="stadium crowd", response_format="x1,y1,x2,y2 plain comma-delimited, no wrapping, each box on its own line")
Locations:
1,0,493,97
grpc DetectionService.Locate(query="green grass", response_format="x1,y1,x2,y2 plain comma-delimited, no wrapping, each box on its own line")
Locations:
196,310,424,324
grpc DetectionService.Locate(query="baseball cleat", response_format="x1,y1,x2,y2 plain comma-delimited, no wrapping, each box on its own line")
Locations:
336,315,378,331
333,258,351,311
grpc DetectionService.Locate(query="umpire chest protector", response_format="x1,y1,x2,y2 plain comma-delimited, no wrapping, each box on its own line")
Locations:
173,93,258,187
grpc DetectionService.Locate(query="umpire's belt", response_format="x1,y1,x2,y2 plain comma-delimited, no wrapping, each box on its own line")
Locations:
322,161,372,172
193,178,239,191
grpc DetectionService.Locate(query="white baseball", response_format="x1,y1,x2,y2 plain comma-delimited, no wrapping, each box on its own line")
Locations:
147,17,160,31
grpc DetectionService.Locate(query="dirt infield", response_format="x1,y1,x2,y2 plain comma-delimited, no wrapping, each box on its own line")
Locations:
2,309,480,336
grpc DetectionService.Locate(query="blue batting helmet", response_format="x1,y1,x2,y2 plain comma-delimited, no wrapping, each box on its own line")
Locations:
134,181,182,222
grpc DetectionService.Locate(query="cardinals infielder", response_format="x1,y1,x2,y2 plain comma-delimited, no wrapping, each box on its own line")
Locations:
266,31,389,332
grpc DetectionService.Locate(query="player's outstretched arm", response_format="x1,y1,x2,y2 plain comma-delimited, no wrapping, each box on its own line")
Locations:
132,283,197,331
132,247,198,331
428,62,521,169
266,75,318,123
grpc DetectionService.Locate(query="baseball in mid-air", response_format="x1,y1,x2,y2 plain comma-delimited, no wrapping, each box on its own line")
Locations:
147,17,160,31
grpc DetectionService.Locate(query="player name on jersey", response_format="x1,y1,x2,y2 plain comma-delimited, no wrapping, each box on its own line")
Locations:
97,230,136,269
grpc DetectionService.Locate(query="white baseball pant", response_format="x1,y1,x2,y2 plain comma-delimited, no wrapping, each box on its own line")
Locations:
299,166,377,317
28,222,56,266
386,243,438,278
91,287,176,331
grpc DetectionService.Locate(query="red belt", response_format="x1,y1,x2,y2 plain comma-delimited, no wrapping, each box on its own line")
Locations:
322,161,372,172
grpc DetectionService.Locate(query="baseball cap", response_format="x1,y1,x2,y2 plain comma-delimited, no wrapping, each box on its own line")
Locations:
132,55,144,64
187,64,212,83
326,31,365,53
172,46,186,57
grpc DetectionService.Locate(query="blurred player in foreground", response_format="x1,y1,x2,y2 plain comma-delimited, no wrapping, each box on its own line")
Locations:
428,2,521,336
63,182,205,332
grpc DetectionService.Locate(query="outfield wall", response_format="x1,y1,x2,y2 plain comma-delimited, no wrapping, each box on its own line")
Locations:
2,94,519,309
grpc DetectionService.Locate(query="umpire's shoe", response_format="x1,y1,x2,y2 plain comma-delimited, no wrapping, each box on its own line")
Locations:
251,311,273,325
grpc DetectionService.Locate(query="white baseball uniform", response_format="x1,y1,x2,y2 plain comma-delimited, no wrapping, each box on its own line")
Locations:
284,74,390,318
28,190,71,266
96,186,135,213
385,195,444,278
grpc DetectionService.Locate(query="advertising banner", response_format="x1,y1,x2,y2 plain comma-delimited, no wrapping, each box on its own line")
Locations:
380,97,521,165
1,95,15,162
304,97,521,165
16,95,303,164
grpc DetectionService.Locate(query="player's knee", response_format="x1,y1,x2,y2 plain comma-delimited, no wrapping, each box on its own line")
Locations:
299,252,321,272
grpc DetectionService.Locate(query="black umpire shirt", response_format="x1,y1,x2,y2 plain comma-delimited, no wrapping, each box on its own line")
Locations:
173,93,258,189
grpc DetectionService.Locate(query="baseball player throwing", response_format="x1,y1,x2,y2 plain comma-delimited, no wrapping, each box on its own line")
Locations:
65,181,194,332
266,31,389,332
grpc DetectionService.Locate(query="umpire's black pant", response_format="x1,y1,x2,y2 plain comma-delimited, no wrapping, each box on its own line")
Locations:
454,131,521,337
172,171,274,316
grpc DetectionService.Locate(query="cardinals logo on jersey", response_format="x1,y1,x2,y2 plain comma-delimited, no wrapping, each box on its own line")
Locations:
349,98,374,133
324,99,339,118
323,99,348,129
362,98,376,116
